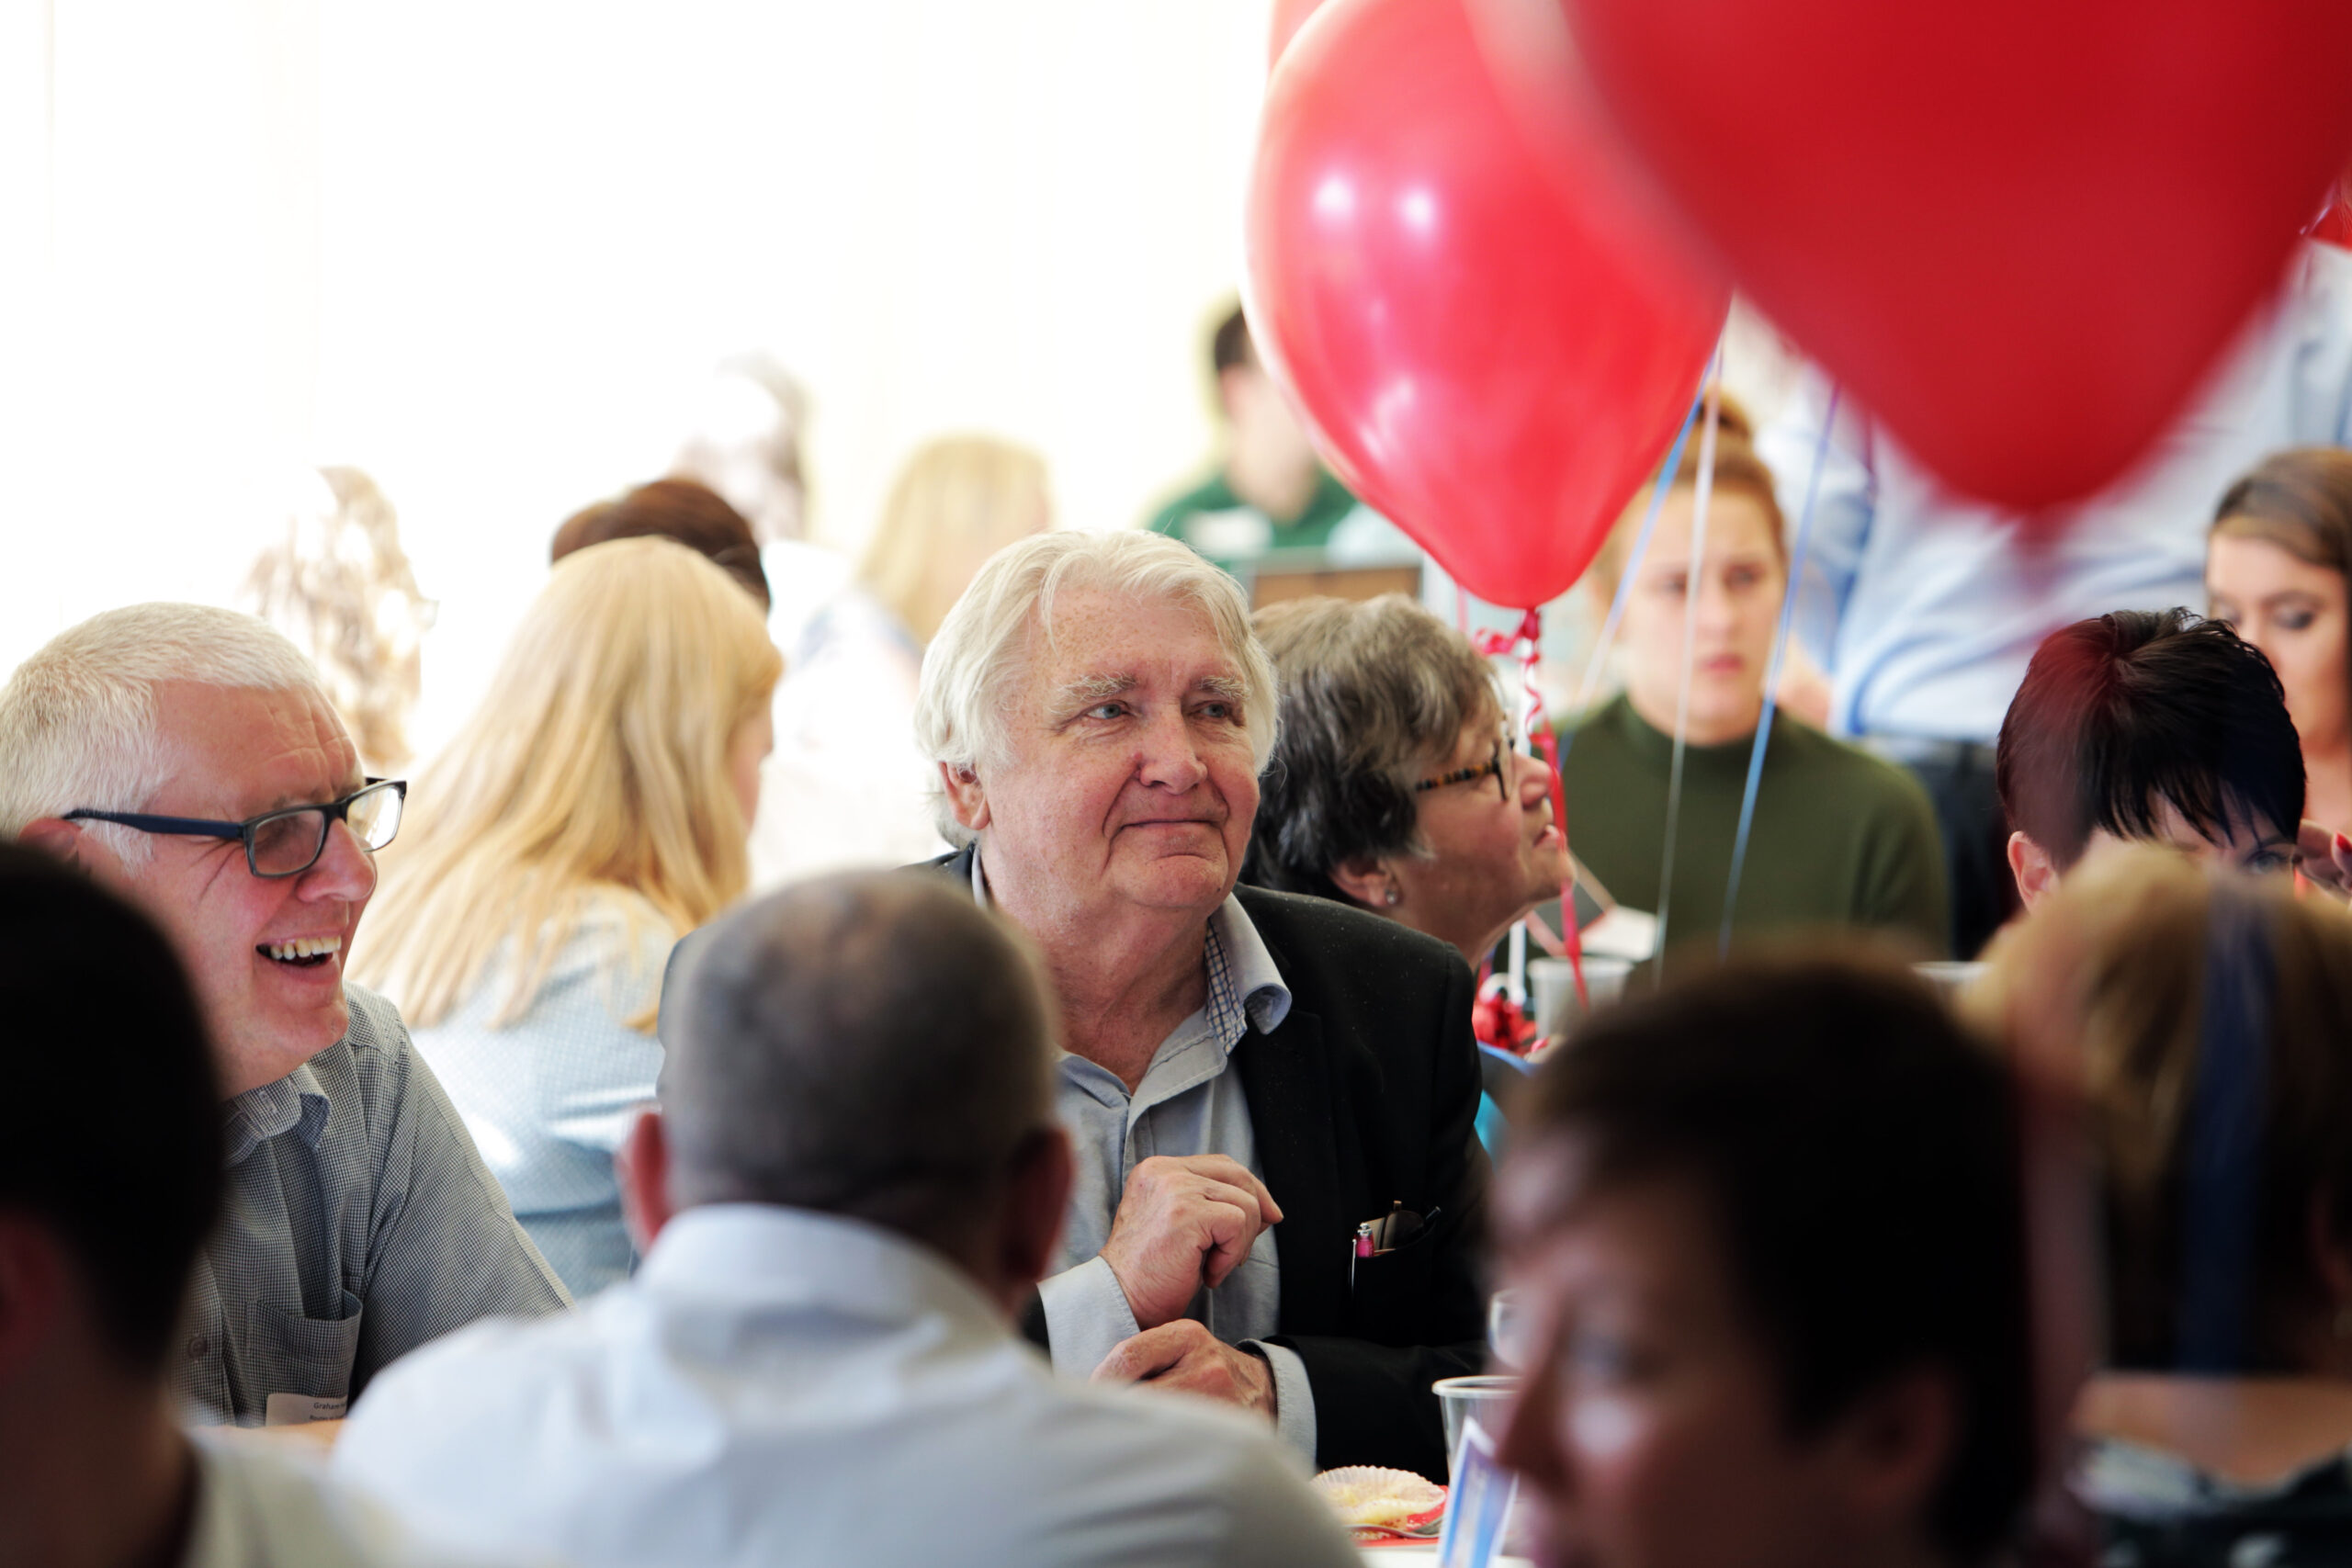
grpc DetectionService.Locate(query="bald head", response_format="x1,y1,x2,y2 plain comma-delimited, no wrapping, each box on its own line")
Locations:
662,872,1058,1255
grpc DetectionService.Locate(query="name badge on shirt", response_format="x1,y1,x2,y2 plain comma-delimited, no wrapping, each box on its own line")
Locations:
264,1392,348,1427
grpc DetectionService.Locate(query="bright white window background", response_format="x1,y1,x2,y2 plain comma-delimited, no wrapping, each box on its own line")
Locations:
0,0,1277,757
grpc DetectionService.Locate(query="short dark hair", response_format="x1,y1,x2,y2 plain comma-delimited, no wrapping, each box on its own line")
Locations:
552,479,771,611
1515,955,2032,1564
1211,303,1255,378
0,844,222,1372
662,872,1057,1252
1996,608,2303,870
1246,594,1500,903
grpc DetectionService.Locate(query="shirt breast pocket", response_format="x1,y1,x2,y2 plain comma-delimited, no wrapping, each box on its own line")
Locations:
243,1289,364,1406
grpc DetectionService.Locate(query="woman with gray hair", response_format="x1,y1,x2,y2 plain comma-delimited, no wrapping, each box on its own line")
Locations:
888,526,1488,1482
1245,593,1570,972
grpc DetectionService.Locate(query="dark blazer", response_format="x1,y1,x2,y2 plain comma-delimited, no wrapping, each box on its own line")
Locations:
933,845,1489,1480
658,849,1490,1480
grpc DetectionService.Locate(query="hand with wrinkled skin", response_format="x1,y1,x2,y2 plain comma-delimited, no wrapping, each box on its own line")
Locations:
1093,1319,1278,1420
1097,1155,1284,1330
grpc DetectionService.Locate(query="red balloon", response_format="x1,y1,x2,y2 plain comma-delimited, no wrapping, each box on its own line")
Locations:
1555,0,2352,510
1268,0,1326,68
1246,0,1725,609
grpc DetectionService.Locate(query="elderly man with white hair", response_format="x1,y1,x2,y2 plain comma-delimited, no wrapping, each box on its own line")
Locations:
916,529,1487,1480
0,604,568,1427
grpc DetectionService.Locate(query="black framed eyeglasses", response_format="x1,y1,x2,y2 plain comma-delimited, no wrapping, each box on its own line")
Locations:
1412,740,1508,803
65,778,406,878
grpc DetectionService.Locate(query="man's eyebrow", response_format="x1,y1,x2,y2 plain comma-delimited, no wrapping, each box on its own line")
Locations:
1195,675,1247,701
1048,673,1136,717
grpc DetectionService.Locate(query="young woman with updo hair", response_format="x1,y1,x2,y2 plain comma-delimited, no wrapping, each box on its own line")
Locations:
2207,448,2352,839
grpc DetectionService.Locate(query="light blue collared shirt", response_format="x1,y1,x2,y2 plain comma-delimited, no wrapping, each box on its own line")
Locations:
970,849,1318,1461
1760,240,2352,743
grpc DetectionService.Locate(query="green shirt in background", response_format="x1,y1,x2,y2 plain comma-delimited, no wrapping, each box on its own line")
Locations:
1560,692,1951,967
1146,468,1363,570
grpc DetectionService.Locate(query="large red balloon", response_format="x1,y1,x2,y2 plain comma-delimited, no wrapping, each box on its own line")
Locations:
1555,0,2352,510
1268,0,1326,68
1246,0,1725,609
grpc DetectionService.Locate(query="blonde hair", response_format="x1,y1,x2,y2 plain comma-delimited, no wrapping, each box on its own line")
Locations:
858,436,1049,642
0,604,323,867
913,529,1280,848
353,538,782,1031
1973,847,2352,1371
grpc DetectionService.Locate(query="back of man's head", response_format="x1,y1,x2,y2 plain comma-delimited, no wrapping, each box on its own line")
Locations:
1996,607,2304,870
662,871,1057,1261
0,844,222,1381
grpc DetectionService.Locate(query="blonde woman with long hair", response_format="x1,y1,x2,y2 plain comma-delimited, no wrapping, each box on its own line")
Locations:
353,537,781,1295
752,434,1050,886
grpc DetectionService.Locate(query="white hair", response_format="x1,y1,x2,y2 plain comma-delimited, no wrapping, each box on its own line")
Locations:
0,604,328,865
912,530,1280,847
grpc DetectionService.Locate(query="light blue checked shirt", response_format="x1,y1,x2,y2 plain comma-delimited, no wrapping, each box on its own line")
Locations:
970,850,1317,1461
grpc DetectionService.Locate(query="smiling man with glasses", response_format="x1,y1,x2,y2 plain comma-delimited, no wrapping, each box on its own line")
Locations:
0,603,568,1427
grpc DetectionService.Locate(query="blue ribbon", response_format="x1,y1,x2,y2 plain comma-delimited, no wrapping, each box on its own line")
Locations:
1719,386,1841,955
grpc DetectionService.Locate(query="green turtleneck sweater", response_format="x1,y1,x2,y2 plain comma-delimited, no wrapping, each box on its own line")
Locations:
1559,693,1950,964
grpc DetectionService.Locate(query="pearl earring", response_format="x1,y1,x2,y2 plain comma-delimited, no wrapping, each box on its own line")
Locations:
1384,886,1401,907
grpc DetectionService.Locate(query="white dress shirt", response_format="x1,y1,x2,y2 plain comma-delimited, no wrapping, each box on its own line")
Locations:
186,1435,514,1568
334,1204,1359,1568
1760,240,2352,742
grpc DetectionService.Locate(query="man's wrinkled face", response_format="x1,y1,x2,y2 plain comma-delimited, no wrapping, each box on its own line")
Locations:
89,683,376,1098
955,589,1261,936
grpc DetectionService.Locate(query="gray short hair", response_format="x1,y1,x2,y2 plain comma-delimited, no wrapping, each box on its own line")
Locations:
1247,594,1503,902
0,604,326,864
662,871,1057,1246
911,530,1280,846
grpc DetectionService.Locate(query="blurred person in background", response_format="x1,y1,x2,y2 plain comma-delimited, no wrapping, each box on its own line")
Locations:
1562,399,1948,965
550,476,772,610
1148,303,1379,573
353,538,781,1297
2207,449,2352,840
1975,849,2352,1563
1248,593,1566,969
1995,609,2314,909
243,465,433,775
1492,954,2033,1568
1759,237,2352,960
752,434,1049,886
1,604,567,1425
667,351,845,652
0,845,492,1568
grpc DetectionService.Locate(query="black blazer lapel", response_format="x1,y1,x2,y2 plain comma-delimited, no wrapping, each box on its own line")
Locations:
1235,1007,1351,1337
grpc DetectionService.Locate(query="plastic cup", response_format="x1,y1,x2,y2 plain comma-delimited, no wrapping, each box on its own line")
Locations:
1432,1373,1521,1479
1528,955,1634,1042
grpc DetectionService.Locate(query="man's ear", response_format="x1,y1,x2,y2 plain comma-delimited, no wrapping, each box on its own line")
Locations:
1822,1365,1959,1539
941,762,991,836
1328,855,1395,913
17,818,86,870
998,1125,1072,1306
2008,831,2061,911
0,1213,68,1388
615,1107,676,1254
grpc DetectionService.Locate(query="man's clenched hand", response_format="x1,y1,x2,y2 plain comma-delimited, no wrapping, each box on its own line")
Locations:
1096,1155,1283,1330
